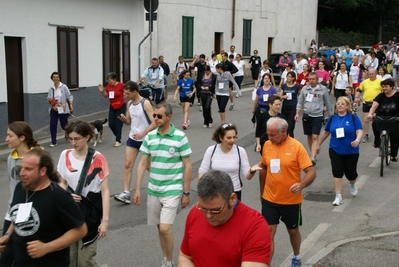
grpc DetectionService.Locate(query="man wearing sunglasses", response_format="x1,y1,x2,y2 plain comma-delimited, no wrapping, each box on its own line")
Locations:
114,81,156,204
134,102,192,267
178,170,271,267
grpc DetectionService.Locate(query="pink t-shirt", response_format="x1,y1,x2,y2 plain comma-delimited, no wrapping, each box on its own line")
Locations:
315,69,331,82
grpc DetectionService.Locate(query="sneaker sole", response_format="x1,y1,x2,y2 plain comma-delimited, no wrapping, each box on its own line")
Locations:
114,196,131,204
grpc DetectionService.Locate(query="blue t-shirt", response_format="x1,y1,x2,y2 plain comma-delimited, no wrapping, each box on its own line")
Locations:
177,78,195,97
281,83,300,110
256,86,278,106
325,113,362,154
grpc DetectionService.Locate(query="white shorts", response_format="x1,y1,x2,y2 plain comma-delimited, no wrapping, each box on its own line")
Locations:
147,194,181,225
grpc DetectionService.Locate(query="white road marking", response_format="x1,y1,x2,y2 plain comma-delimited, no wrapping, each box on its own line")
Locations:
279,223,331,267
369,157,381,168
332,175,369,212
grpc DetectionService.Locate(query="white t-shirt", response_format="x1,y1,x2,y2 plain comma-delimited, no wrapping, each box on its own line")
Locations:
294,59,308,74
233,60,245,76
174,62,188,76
352,49,365,59
57,150,109,197
198,144,250,191
334,71,350,89
208,59,219,74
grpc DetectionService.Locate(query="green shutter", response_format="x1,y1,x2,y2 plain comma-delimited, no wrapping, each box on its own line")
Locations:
182,16,194,58
243,19,252,56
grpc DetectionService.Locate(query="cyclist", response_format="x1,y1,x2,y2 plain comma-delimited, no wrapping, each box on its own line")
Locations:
367,79,399,162
137,58,165,104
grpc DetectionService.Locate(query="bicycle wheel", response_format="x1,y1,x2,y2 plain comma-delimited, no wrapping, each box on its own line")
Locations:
386,135,391,166
380,134,386,177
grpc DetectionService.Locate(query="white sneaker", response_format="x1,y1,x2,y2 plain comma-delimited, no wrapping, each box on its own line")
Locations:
350,184,358,196
332,195,343,206
114,141,122,147
187,120,190,126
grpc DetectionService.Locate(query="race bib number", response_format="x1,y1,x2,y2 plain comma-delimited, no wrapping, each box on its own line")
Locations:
318,78,323,83
306,93,314,102
286,93,292,100
300,79,306,85
109,91,115,99
151,73,157,79
219,82,224,89
336,127,345,138
16,202,32,223
263,94,269,102
270,159,281,174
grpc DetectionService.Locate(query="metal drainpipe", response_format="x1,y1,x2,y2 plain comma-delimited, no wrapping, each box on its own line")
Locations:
232,0,235,39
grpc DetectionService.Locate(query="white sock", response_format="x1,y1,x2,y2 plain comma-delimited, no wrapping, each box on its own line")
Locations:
293,254,301,260
336,194,342,198
124,190,130,194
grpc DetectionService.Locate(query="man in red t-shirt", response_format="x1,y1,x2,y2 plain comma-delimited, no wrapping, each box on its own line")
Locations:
179,170,271,267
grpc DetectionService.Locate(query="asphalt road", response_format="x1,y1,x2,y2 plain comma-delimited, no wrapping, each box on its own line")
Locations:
0,84,398,267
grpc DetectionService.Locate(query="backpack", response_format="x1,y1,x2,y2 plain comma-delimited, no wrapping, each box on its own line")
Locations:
175,62,189,72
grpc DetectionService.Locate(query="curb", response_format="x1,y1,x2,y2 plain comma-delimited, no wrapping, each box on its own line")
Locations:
304,231,399,265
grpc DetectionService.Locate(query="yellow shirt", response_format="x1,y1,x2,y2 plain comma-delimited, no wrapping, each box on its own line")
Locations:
216,54,223,63
359,78,382,102
261,136,312,205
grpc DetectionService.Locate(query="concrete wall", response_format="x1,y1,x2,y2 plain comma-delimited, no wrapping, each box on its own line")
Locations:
142,0,318,66
0,0,144,140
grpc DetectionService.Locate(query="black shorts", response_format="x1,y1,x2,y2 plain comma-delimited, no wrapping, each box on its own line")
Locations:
180,95,194,103
261,198,302,229
329,148,359,180
302,115,323,135
362,102,373,113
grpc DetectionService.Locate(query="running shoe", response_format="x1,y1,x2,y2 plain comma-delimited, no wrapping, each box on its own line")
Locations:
291,258,302,267
362,135,369,143
332,195,343,206
114,191,131,204
229,103,235,111
182,122,187,130
350,184,358,196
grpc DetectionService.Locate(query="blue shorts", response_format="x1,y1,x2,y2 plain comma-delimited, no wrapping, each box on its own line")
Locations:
126,138,142,149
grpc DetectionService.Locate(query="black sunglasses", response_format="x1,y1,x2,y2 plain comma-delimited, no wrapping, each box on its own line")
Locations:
153,114,163,119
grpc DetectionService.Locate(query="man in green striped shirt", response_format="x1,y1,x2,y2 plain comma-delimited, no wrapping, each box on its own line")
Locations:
134,102,192,267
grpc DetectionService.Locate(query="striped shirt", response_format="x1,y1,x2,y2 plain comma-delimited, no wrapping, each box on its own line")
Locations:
140,124,192,197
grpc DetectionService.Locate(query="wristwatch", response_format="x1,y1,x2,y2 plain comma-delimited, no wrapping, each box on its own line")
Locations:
183,191,191,196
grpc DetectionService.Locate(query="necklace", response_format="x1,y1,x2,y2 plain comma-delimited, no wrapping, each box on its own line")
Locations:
26,190,36,202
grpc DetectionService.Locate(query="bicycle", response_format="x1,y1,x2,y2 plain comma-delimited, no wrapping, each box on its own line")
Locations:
374,116,399,177
138,82,154,100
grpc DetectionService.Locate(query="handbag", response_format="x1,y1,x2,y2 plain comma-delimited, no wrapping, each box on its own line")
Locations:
67,148,102,246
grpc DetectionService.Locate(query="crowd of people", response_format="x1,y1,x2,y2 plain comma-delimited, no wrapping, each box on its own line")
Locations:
1,40,399,267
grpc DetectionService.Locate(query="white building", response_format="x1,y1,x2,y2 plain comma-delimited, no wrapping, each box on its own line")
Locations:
0,0,317,139
0,0,144,138
143,0,318,67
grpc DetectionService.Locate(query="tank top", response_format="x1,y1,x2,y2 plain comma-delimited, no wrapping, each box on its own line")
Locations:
129,98,150,141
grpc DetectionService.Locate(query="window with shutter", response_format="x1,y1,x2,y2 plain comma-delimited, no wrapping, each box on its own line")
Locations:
242,19,252,56
102,30,130,84
182,16,194,58
57,27,79,88
122,31,131,83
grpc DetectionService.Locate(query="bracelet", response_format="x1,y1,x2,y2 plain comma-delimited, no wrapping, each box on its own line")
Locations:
355,140,360,143
249,169,256,174
3,232,10,237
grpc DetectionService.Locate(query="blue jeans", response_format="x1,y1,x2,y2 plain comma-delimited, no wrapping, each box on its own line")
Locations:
49,109,69,144
108,103,126,142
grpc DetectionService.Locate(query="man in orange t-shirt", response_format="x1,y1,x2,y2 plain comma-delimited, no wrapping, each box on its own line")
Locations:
258,117,316,267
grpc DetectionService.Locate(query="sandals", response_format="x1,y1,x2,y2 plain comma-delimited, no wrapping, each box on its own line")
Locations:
391,157,398,162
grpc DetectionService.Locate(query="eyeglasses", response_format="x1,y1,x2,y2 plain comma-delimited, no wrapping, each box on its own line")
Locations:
221,123,233,129
68,137,85,142
196,200,228,214
153,114,163,119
